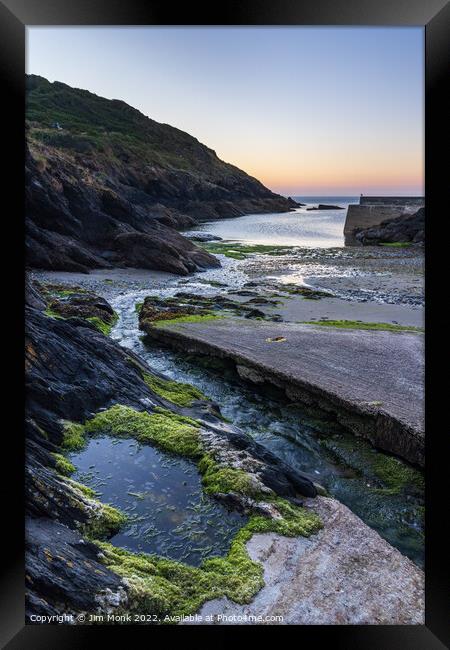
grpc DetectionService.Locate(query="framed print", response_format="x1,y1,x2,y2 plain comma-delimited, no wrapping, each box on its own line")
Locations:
1,0,449,647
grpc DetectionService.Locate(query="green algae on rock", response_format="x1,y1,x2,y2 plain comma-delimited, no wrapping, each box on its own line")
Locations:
371,453,424,495
142,372,208,407
198,454,263,499
200,242,294,260
302,319,423,332
154,314,221,327
321,435,424,496
82,404,203,458
51,452,75,476
379,242,413,248
82,501,127,541
68,479,127,540
61,421,87,451
60,401,323,619
42,287,119,335
86,313,118,336
95,499,322,619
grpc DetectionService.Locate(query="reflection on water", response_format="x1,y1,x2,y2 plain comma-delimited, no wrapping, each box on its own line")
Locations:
188,201,354,248
69,436,246,566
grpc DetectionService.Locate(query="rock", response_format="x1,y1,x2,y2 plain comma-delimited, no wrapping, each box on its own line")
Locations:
25,277,46,310
25,281,318,617
142,318,424,466
306,204,344,210
185,232,223,242
242,308,266,319
46,292,117,324
138,293,278,326
236,364,265,384
189,497,424,625
25,517,127,619
355,208,425,245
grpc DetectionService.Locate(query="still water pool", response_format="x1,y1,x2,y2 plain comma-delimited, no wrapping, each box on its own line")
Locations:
69,436,246,566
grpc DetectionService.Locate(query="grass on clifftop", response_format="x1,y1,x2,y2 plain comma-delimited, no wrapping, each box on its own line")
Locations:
26,74,252,177
302,319,423,332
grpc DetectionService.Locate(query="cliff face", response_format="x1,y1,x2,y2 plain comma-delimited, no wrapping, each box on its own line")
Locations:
26,75,297,274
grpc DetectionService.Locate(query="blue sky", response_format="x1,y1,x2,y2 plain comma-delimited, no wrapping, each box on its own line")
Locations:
27,27,424,196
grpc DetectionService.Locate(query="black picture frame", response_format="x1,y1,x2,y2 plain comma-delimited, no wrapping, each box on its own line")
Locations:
2,0,449,647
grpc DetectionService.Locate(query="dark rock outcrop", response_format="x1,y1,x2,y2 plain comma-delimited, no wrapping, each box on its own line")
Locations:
25,280,316,618
26,517,126,619
354,208,425,246
138,293,281,326
26,75,297,274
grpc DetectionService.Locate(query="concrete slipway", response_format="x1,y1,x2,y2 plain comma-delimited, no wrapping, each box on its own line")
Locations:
144,319,424,466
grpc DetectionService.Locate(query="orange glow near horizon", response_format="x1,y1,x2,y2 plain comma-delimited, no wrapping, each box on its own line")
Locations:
224,145,424,196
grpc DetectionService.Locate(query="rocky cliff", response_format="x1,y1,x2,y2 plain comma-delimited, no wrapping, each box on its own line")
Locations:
26,75,297,274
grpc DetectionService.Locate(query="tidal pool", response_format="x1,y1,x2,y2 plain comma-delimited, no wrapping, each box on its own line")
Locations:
69,436,247,566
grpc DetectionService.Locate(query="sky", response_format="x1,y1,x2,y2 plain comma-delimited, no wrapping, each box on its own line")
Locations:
26,27,424,196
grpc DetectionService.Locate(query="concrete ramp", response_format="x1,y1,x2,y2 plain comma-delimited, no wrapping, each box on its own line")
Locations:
185,496,424,625
145,319,424,465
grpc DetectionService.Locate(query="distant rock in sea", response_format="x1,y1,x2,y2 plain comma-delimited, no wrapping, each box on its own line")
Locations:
306,204,344,211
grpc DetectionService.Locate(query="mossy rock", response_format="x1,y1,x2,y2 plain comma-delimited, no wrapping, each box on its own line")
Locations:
142,372,208,407
96,498,321,618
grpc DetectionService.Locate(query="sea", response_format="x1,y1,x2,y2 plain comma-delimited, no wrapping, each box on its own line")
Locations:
192,197,359,249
